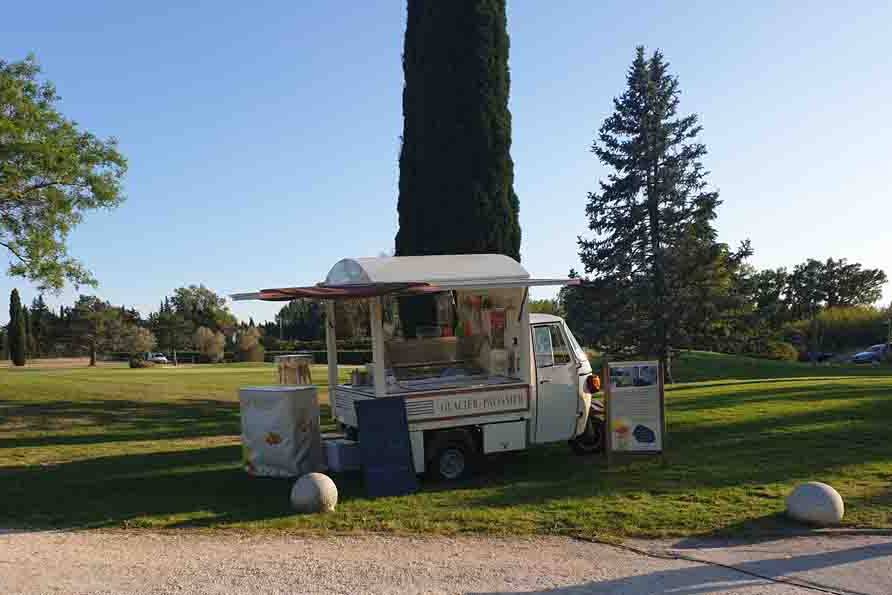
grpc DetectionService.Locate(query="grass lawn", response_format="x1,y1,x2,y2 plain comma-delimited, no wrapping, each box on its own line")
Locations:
1,353,890,538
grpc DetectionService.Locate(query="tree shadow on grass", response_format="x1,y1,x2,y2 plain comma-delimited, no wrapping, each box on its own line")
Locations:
3,383,891,535
669,380,892,413
673,374,892,394
0,397,339,530
0,445,298,529
0,399,335,448
445,395,892,536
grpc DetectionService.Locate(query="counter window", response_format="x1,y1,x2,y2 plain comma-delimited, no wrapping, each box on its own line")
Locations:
369,288,526,392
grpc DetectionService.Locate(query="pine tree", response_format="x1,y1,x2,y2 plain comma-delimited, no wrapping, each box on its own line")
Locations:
8,289,26,366
579,47,721,379
395,0,520,260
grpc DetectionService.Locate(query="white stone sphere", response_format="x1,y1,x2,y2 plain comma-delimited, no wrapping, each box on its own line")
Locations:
786,482,844,525
290,472,338,514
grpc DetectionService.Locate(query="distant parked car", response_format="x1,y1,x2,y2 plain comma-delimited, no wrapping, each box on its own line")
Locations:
146,352,169,364
851,344,889,364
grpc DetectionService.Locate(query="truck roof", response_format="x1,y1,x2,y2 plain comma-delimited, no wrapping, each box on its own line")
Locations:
231,255,577,301
326,254,529,285
530,313,564,324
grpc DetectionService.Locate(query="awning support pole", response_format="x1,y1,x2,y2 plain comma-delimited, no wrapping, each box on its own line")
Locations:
370,297,387,398
325,300,338,420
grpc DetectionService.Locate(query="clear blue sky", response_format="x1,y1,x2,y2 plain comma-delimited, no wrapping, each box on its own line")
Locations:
2,1,890,324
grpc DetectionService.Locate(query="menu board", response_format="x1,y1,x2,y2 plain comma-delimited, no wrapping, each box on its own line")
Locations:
606,361,664,454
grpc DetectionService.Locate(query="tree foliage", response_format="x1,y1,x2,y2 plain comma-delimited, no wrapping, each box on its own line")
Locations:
0,55,127,290
529,298,563,317
786,258,886,319
68,295,125,366
120,325,156,355
270,299,324,341
169,285,236,333
28,294,51,356
395,0,520,260
237,325,264,362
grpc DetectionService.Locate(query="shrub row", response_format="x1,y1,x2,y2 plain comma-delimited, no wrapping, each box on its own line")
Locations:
785,306,889,352
108,349,373,366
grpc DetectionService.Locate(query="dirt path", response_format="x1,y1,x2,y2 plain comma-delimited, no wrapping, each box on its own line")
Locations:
0,531,843,595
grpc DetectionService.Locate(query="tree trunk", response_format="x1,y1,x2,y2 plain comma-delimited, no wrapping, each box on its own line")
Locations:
89,340,96,366
647,151,669,383
663,348,674,385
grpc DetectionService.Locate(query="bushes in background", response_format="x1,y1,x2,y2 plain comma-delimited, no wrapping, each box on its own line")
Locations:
787,306,889,353
194,326,225,363
238,326,265,362
129,357,156,369
760,341,799,362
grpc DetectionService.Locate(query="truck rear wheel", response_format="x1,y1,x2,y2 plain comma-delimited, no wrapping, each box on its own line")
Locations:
427,430,477,481
570,407,605,455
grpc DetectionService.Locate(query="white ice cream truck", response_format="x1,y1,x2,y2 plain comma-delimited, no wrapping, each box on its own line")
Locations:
233,254,604,480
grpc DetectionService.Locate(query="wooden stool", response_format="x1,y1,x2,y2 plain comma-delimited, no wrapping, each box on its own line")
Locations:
276,354,314,385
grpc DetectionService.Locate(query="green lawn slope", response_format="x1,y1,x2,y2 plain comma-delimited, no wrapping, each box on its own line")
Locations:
1,354,889,537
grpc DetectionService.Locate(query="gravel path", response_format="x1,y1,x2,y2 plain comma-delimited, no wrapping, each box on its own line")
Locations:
0,531,825,595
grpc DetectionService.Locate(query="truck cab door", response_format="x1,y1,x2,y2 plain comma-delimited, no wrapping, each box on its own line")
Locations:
532,323,579,443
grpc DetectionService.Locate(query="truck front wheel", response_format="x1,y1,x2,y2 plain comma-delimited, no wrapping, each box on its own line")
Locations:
570,408,605,455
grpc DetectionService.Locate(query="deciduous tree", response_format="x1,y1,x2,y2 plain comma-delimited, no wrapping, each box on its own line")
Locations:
237,325,264,362
194,326,225,363
0,56,126,290
169,285,236,334
69,295,124,366
121,325,156,356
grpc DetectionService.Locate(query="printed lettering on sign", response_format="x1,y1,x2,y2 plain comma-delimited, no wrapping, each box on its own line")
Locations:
417,387,528,420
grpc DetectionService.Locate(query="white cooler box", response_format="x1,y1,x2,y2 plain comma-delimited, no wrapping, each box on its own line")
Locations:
239,385,324,477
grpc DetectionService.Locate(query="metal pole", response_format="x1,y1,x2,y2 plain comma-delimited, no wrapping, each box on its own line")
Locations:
370,297,387,399
325,301,338,420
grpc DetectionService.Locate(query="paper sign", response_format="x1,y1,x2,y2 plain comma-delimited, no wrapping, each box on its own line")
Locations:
606,361,664,454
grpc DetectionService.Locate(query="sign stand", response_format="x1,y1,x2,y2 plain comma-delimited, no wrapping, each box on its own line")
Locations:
604,360,666,467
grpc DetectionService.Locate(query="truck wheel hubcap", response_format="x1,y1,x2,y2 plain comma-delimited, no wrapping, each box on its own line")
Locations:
439,449,465,479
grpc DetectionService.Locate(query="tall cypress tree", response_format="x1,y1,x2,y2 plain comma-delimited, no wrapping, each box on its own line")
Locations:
395,0,520,260
578,47,720,379
8,289,26,366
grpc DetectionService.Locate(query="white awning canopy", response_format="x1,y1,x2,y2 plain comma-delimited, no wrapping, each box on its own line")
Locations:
325,254,529,286
231,254,577,301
